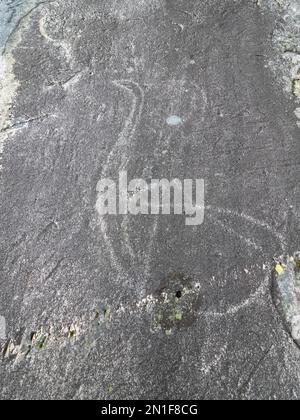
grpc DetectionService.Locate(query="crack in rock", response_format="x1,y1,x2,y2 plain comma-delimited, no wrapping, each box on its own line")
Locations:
1,279,202,362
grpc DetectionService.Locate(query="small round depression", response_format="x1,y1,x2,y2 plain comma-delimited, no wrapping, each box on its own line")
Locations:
176,290,182,299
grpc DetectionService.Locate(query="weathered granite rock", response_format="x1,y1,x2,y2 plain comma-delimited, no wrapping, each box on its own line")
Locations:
263,0,300,126
272,255,300,348
0,0,300,400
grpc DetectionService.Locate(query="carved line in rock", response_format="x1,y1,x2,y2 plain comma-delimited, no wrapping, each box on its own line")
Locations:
98,80,145,280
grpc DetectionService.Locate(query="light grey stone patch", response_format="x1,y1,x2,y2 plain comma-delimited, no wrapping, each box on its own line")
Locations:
0,0,42,172
166,115,183,126
0,316,6,340
272,254,300,348
262,0,300,126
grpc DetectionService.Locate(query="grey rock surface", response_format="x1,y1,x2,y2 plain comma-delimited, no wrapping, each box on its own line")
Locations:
272,255,300,349
0,0,300,400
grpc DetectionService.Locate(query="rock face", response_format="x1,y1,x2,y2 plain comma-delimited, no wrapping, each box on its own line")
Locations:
273,255,300,349
0,0,300,400
264,0,300,126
